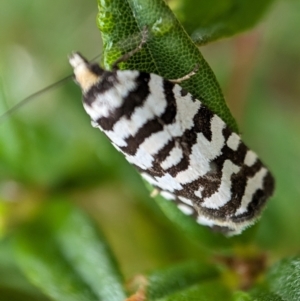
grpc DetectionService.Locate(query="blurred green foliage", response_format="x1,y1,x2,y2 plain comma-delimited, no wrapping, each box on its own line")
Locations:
14,201,126,301
170,0,275,44
0,0,300,300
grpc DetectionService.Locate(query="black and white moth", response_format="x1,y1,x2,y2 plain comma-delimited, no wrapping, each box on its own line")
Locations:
69,52,274,235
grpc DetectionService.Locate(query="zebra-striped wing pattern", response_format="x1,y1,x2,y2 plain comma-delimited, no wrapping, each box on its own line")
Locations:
69,53,274,235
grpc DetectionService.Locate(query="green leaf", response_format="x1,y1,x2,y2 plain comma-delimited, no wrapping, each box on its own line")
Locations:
0,238,50,301
249,288,283,301
171,0,275,45
155,280,231,301
232,288,283,301
146,260,219,300
266,256,300,301
97,0,238,132
232,291,252,301
14,200,126,301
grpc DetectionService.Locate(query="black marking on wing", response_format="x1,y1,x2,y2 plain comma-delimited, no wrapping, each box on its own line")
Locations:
198,161,263,221
150,140,176,176
164,129,196,177
231,171,274,222
193,106,213,142
96,72,151,131
119,78,177,156
121,119,163,155
164,104,214,177
84,71,119,106
161,79,177,124
180,88,188,97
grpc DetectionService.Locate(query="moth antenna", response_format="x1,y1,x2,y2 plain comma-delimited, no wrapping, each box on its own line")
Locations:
0,75,72,123
89,53,103,63
0,53,102,123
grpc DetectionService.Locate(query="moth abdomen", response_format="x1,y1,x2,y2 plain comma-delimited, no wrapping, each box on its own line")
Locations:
69,52,275,235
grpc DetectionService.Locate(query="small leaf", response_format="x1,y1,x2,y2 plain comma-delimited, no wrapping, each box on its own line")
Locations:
249,288,283,301
146,260,219,300
232,291,252,301
14,200,126,301
0,238,50,301
97,0,238,132
155,280,231,301
171,0,275,45
266,256,300,301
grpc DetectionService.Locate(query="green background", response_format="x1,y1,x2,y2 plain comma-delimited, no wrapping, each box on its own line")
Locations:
0,0,300,300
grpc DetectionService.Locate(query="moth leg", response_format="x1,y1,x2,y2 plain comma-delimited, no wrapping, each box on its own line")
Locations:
168,64,199,84
150,188,160,198
112,26,148,70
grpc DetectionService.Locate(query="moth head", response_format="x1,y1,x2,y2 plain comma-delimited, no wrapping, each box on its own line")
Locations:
69,52,104,94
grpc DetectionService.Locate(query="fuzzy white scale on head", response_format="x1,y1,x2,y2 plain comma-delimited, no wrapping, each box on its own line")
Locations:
69,52,275,235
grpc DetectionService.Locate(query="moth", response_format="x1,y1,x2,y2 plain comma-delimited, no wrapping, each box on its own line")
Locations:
69,49,274,236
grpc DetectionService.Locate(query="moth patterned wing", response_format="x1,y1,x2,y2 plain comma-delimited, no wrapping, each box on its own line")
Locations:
69,53,275,235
